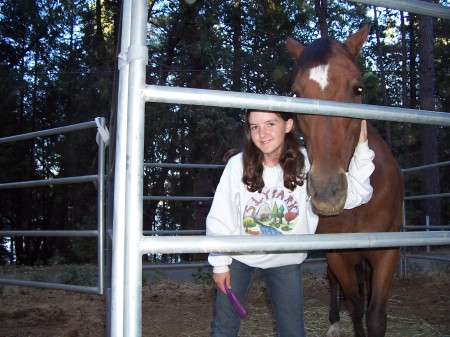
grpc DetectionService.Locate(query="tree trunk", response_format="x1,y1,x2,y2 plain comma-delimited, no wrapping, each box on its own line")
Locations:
418,3,441,226
314,0,328,38
373,7,392,148
231,0,242,91
400,11,413,173
95,0,107,61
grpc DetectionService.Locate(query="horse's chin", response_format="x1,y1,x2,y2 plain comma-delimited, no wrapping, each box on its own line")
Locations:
311,202,344,216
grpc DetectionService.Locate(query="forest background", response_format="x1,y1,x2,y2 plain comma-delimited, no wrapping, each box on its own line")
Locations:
0,0,449,267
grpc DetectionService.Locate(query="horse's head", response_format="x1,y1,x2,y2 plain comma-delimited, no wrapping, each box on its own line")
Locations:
286,25,370,216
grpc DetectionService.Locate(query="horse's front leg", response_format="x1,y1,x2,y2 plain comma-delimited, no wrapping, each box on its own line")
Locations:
326,252,366,337
326,266,340,337
365,248,400,337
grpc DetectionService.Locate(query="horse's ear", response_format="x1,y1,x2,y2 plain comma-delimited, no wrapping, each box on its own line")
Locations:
344,25,370,58
286,36,305,61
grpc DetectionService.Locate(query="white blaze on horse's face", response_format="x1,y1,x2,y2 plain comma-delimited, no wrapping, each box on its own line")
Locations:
309,64,329,91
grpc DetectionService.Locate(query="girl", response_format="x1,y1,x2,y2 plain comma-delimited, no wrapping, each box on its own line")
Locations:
206,110,374,337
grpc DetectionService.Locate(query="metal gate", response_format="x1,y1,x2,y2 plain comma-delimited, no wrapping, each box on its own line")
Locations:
111,1,450,336
0,118,108,294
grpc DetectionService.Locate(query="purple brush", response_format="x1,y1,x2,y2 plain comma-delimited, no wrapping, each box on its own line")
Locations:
224,282,248,319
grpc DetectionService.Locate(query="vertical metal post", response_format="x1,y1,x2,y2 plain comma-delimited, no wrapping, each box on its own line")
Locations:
97,117,107,295
425,216,430,253
402,201,409,278
123,0,148,336
111,0,132,336
400,200,406,278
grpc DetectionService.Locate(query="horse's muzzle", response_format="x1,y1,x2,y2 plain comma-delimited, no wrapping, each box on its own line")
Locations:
307,171,347,216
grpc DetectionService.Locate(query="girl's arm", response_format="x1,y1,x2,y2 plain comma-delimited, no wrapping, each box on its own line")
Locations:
206,156,242,276
344,120,375,209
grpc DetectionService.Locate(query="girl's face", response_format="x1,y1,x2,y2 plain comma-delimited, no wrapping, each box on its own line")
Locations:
248,110,294,167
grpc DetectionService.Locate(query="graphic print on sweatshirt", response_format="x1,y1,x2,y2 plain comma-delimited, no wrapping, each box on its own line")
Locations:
243,186,299,235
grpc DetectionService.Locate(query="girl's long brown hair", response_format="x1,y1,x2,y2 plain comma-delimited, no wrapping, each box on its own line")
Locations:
241,110,306,192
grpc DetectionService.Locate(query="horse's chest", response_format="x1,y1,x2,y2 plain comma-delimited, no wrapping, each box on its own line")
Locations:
316,211,359,234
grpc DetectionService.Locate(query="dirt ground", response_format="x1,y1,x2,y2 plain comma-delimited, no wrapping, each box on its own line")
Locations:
0,264,449,337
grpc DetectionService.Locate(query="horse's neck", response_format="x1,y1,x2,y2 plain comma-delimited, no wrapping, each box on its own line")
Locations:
367,123,392,157
367,122,403,182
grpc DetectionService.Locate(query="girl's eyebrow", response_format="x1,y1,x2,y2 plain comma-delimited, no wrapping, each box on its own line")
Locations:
249,118,278,126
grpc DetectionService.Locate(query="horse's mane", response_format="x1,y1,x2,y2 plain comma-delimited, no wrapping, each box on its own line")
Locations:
296,38,333,69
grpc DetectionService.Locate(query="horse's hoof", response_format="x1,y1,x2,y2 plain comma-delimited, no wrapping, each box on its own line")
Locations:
326,322,339,337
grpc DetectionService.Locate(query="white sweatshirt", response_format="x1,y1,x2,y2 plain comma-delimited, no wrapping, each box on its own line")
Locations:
207,141,375,273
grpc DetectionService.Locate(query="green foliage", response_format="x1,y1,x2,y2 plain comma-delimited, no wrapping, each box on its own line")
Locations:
0,0,113,265
0,1,448,266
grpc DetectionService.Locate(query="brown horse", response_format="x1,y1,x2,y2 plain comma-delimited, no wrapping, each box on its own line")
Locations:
286,26,404,337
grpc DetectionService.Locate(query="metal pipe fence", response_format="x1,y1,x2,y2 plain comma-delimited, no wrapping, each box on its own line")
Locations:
0,230,98,237
2,1,447,337
400,161,450,278
118,0,148,335
0,175,98,190
0,121,97,144
404,192,450,201
0,118,107,295
142,86,450,126
140,231,449,255
141,258,328,271
108,0,133,335
402,160,450,173
403,254,450,263
114,0,450,336
345,0,450,19
404,225,449,230
0,278,99,294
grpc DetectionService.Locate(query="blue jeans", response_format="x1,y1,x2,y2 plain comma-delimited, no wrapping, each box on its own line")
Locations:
211,260,306,337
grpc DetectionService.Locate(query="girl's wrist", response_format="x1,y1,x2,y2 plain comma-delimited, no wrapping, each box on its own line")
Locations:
213,265,230,274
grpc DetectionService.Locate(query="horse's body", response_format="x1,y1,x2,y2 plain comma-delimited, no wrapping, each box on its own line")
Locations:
286,26,404,337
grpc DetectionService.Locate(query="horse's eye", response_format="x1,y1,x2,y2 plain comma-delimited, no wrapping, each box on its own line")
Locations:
354,85,364,96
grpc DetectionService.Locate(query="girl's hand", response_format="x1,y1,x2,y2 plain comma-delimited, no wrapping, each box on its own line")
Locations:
213,271,231,294
359,120,368,143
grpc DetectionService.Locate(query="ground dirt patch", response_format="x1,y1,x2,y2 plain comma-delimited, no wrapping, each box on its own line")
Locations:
0,264,449,337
